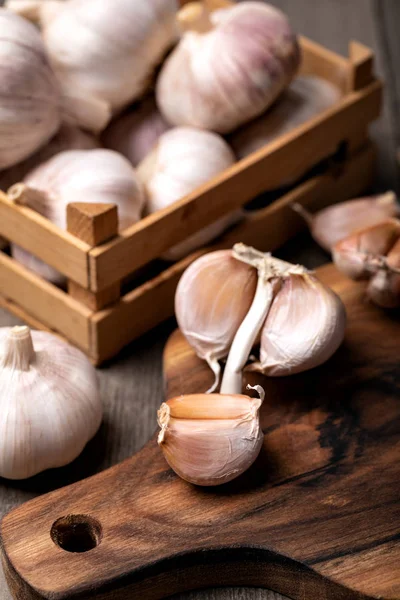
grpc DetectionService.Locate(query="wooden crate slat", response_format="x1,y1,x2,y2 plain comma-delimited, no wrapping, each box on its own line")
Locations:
299,36,349,91
0,252,92,351
90,143,375,364
0,192,90,287
89,81,381,292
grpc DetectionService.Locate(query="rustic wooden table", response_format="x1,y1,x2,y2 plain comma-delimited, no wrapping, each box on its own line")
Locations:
0,0,399,599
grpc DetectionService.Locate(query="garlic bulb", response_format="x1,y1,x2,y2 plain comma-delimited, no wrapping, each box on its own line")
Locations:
10,149,145,284
0,125,98,192
294,191,399,253
138,127,238,261
332,219,400,280
43,0,179,120
0,9,61,170
231,76,341,160
157,385,264,486
175,249,257,392
0,326,102,479
220,244,346,394
156,1,300,133
102,98,170,168
5,0,66,27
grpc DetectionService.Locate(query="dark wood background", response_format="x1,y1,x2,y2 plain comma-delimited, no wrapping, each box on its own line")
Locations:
0,1,399,598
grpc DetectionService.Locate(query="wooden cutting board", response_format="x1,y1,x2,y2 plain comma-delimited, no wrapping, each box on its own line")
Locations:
1,264,399,600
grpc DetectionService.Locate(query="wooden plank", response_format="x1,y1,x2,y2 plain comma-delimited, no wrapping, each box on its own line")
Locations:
0,192,90,287
91,143,374,363
90,82,382,291
0,252,92,351
299,36,350,91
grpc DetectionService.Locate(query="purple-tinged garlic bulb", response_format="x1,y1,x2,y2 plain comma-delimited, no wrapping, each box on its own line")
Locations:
156,1,300,134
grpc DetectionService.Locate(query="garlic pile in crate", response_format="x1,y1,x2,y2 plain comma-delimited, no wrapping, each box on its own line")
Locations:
0,326,102,479
157,1,300,133
43,0,179,124
9,149,145,284
102,97,171,168
230,75,341,160
138,127,239,261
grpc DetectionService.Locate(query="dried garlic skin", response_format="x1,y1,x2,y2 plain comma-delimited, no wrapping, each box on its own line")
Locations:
10,149,145,283
175,249,257,388
43,0,179,116
157,2,300,134
158,390,264,486
102,97,170,168
298,192,399,253
0,9,61,169
250,273,346,376
0,326,102,480
138,127,238,261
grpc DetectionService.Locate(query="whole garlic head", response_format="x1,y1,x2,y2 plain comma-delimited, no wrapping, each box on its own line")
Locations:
0,9,61,169
138,127,238,261
0,326,102,479
102,97,170,167
43,0,179,116
231,76,341,160
11,149,145,283
156,1,300,133
0,125,98,192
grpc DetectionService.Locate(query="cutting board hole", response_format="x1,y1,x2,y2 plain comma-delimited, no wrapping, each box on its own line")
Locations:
51,515,102,553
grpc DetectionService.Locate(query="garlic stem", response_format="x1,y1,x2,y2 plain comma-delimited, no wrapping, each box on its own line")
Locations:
205,354,221,394
2,326,35,372
177,2,212,33
292,202,313,227
220,261,276,395
378,191,397,206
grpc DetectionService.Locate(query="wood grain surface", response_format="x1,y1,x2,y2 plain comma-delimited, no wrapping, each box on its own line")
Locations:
0,1,399,599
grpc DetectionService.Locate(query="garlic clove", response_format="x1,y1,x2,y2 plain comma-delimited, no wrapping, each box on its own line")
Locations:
367,238,400,308
9,149,145,284
248,273,346,376
101,97,171,168
0,326,102,479
0,9,61,169
156,1,300,133
293,191,399,253
138,127,238,261
175,249,257,392
333,219,400,280
43,0,179,117
157,385,264,486
230,75,341,161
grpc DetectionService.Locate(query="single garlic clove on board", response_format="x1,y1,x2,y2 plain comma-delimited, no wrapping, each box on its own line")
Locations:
230,75,341,161
367,238,400,308
102,97,171,168
0,124,98,192
0,326,102,480
157,385,265,486
175,249,257,392
43,0,179,119
332,219,400,280
138,127,239,261
248,272,346,376
293,191,399,253
156,1,300,134
9,149,145,284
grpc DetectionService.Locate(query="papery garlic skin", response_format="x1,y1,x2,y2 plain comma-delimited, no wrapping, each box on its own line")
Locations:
157,2,300,133
44,0,179,116
332,219,400,280
294,192,399,253
11,149,145,284
175,249,257,390
0,9,61,169
249,273,346,376
102,98,170,168
231,76,341,160
0,125,98,192
138,127,238,261
157,386,264,486
0,326,102,480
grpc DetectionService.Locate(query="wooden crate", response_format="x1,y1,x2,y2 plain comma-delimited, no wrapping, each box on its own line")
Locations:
0,2,383,364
